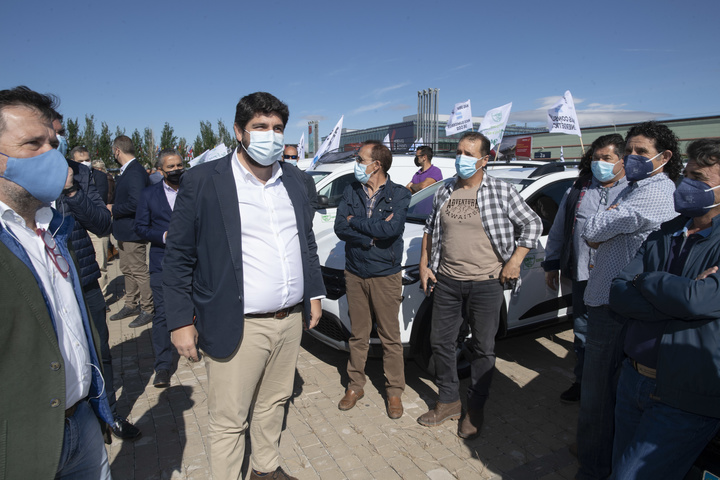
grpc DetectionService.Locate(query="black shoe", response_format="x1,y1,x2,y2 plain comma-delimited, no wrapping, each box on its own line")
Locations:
110,305,141,321
154,369,171,388
128,311,153,328
560,382,581,403
109,417,141,441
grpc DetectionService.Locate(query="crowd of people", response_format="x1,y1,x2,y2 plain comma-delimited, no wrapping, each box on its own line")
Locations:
1,84,719,480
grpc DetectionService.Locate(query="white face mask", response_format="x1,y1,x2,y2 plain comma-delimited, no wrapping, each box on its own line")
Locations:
242,129,284,166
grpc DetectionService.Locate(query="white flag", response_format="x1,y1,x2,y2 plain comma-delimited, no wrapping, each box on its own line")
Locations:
189,143,229,168
297,133,305,161
382,134,391,148
478,102,512,151
560,146,565,162
312,115,344,166
547,90,581,137
408,137,424,152
445,99,473,136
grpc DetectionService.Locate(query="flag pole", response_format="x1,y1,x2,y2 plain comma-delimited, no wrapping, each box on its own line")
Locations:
579,135,585,155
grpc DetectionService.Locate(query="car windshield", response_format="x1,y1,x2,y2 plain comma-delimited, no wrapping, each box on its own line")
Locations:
307,171,330,184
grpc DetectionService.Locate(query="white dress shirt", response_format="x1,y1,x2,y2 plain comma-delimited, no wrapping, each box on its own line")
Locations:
119,157,136,175
0,202,91,406
231,148,304,314
162,179,178,211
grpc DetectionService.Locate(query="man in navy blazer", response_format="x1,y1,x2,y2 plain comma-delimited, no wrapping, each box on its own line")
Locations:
108,135,154,327
135,148,184,389
163,92,325,480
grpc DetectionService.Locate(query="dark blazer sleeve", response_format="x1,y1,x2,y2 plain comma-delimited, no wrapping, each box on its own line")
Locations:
93,169,109,205
162,170,199,331
134,184,167,247
304,172,318,209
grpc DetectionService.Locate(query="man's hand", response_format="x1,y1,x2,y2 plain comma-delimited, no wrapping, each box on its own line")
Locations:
64,167,74,189
586,240,600,249
420,264,437,295
107,204,113,213
346,215,353,222
696,266,719,280
306,299,322,330
500,258,522,284
385,213,394,222
545,270,560,290
171,324,200,362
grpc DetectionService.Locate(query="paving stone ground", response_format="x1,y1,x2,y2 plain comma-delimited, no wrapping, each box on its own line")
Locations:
103,255,580,479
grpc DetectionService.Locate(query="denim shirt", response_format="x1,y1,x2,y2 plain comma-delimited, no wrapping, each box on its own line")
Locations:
582,173,677,306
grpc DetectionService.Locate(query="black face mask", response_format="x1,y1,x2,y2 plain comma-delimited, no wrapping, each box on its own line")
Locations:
165,169,184,185
414,156,421,167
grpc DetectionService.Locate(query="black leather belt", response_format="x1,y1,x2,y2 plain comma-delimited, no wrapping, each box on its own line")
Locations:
65,399,83,418
245,304,302,320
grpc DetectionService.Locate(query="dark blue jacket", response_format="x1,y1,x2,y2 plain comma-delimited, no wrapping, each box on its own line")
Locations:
334,177,411,279
134,181,173,274
162,154,326,359
610,214,720,419
112,159,149,242
56,161,112,288
92,168,109,205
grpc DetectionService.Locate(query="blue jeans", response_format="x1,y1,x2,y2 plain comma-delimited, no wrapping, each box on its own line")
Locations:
430,274,504,409
150,272,173,372
611,359,720,479
577,305,627,480
572,280,588,383
55,400,111,479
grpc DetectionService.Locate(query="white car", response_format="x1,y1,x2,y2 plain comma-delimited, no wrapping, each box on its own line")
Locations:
309,162,578,375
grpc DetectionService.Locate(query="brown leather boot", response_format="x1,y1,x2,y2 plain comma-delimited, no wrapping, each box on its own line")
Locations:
458,409,484,439
417,400,462,426
386,396,403,419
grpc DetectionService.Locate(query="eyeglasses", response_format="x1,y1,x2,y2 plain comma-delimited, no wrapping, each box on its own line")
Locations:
283,155,298,160
354,155,374,165
36,228,69,278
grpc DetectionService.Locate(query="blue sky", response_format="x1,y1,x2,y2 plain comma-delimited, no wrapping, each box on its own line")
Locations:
3,0,718,150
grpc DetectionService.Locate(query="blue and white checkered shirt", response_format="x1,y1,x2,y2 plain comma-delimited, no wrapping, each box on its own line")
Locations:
582,173,677,307
424,175,542,274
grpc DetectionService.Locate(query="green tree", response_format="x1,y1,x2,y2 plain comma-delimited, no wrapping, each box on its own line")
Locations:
199,120,217,152
114,126,125,138
97,122,112,162
82,115,97,157
177,137,188,160
131,129,145,165
159,122,178,150
66,118,81,152
143,127,156,169
217,119,237,150
193,135,203,157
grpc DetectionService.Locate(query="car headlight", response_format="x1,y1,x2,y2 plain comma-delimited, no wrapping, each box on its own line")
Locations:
401,265,420,285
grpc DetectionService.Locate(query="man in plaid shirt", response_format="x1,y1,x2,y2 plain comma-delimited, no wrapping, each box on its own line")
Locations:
417,131,542,439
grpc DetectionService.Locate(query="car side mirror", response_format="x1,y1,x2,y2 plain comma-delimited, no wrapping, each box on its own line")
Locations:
316,195,329,208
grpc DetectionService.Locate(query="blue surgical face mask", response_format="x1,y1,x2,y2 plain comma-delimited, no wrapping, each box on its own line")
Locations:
455,154,484,180
285,159,298,167
354,160,375,184
674,177,720,217
0,148,69,203
624,151,664,182
591,160,619,183
56,134,68,157
242,129,284,166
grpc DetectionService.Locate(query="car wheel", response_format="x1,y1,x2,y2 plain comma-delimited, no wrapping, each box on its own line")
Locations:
412,295,472,379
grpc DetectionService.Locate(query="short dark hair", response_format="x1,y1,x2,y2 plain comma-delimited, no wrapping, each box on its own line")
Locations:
69,146,89,161
112,135,135,156
579,134,625,176
363,140,393,173
687,139,720,169
157,148,183,169
417,145,433,161
625,121,682,181
459,131,491,157
0,86,58,138
234,92,289,132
